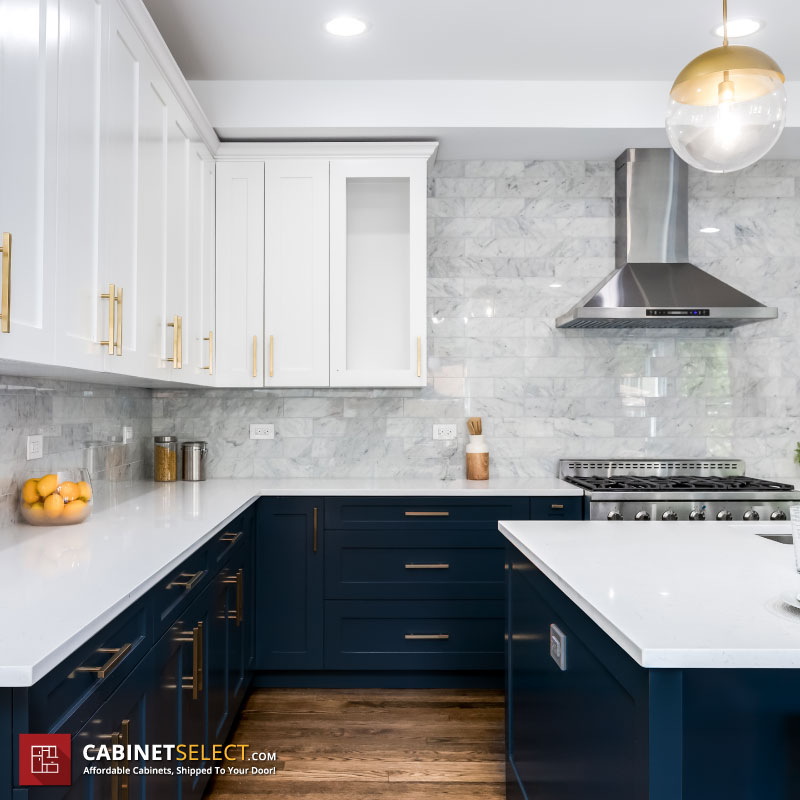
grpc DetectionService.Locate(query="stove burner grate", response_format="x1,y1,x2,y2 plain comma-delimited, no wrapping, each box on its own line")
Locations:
564,475,796,492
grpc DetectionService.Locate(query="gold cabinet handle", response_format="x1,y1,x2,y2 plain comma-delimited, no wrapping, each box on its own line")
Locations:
405,511,450,517
167,570,205,591
197,620,204,693
220,531,241,544
551,503,565,510
417,335,421,378
111,730,122,800
100,283,116,354
252,335,257,378
167,315,182,368
0,232,10,333
405,633,449,640
269,335,274,377
75,642,132,680
115,287,123,356
405,563,450,570
313,506,318,553
120,719,130,800
202,330,213,374
191,624,200,699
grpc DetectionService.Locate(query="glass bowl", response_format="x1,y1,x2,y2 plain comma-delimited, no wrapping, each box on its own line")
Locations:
20,469,93,526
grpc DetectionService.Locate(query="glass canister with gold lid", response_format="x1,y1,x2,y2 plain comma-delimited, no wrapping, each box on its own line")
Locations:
154,435,178,482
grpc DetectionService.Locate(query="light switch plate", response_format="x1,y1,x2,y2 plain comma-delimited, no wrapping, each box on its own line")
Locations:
250,423,275,440
550,624,567,671
432,423,457,440
27,435,43,461
123,426,133,443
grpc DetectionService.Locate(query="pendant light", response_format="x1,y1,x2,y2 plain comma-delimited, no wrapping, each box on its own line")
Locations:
666,0,786,173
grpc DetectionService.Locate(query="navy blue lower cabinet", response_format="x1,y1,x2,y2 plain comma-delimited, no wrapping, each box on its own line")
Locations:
256,498,324,670
325,600,505,670
530,496,583,520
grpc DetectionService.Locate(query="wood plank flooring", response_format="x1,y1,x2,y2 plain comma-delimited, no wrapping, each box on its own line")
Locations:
205,688,505,799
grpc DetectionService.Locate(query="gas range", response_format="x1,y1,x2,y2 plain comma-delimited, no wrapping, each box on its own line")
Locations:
559,459,800,522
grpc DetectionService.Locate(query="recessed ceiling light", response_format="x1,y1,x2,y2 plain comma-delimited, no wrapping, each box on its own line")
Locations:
699,226,720,234
713,18,762,38
325,16,368,37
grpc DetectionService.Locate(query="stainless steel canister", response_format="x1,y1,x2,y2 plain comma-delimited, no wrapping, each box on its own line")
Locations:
181,441,208,481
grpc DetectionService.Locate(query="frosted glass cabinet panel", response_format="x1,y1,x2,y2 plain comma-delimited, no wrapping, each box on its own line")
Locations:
329,159,427,387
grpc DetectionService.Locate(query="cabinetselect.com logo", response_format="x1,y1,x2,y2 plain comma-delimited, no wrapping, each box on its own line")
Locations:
19,734,72,786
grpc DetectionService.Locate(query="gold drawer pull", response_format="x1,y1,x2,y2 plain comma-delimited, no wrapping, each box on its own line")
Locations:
551,503,565,510
202,330,213,374
223,568,244,626
191,623,202,699
405,511,450,517
405,563,450,570
100,283,116,354
405,633,449,640
167,570,204,591
220,531,241,544
76,642,132,680
167,315,182,368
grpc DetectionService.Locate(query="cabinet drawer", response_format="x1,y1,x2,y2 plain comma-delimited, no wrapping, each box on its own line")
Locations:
153,546,210,636
530,496,583,520
326,497,529,530
324,600,504,670
25,602,150,735
210,515,248,565
325,531,505,600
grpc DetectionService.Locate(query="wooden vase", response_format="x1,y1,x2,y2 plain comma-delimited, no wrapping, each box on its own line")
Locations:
466,451,490,481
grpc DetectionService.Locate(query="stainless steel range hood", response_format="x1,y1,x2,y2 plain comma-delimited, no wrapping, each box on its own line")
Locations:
555,148,778,329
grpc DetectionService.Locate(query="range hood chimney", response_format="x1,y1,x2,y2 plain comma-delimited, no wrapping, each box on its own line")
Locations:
555,148,777,329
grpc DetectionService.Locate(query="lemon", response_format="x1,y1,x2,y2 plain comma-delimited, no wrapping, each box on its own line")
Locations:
77,480,92,502
22,479,40,505
58,481,80,502
37,474,58,498
43,493,64,519
62,499,88,521
26,501,46,522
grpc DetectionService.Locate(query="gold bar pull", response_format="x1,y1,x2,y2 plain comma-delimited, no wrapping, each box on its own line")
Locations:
405,633,450,640
551,504,564,510
167,570,205,591
252,335,257,378
115,287,123,356
313,506,318,553
197,620,204,692
0,232,10,333
220,531,241,544
75,642,132,679
405,511,450,517
191,625,200,699
417,335,421,378
269,334,274,377
405,563,450,570
167,315,179,367
100,283,116,354
111,731,122,800
120,719,130,800
202,330,213,374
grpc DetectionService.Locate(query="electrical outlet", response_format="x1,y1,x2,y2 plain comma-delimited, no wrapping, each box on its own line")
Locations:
27,435,43,461
432,423,457,441
249,423,275,440
41,424,61,438
550,624,567,671
123,426,133,443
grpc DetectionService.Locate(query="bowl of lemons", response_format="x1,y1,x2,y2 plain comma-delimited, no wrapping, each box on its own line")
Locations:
20,470,93,526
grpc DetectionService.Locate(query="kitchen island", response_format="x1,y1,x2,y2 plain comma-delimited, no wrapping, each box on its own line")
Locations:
500,520,800,800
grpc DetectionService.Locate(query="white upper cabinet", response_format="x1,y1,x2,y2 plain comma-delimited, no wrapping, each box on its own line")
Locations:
264,160,329,387
0,0,56,365
329,158,428,388
215,161,265,388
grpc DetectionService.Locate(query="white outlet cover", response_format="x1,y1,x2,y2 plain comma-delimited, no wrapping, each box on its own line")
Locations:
550,624,567,671
432,423,457,440
123,426,133,443
250,423,275,440
26,435,43,461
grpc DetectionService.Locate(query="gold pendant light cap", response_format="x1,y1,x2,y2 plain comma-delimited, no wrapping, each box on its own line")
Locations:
670,45,785,106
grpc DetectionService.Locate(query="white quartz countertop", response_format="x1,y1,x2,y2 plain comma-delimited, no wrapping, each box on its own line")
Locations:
500,519,800,669
0,477,580,687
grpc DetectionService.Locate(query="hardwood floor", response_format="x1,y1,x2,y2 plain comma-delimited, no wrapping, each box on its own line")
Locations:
205,688,505,799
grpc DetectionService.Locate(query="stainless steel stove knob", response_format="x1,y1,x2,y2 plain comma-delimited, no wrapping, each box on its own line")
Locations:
716,510,733,521
661,509,679,521
742,509,760,521
634,511,651,521
770,510,787,521
689,509,706,521
607,510,623,521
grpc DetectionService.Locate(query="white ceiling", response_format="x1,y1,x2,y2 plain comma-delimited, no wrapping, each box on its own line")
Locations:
143,0,799,81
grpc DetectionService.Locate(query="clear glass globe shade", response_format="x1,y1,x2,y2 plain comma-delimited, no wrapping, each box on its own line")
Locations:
666,77,786,173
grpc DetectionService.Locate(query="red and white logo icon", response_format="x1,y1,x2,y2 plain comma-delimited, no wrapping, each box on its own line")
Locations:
19,734,71,786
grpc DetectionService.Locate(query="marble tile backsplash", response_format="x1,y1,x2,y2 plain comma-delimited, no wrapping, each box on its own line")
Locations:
153,159,800,482
0,377,152,524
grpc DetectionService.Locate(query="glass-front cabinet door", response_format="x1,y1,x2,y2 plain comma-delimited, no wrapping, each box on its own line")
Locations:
329,158,427,388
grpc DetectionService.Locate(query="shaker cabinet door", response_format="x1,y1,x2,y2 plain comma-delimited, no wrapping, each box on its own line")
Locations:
329,158,427,388
215,161,265,387
264,159,329,387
